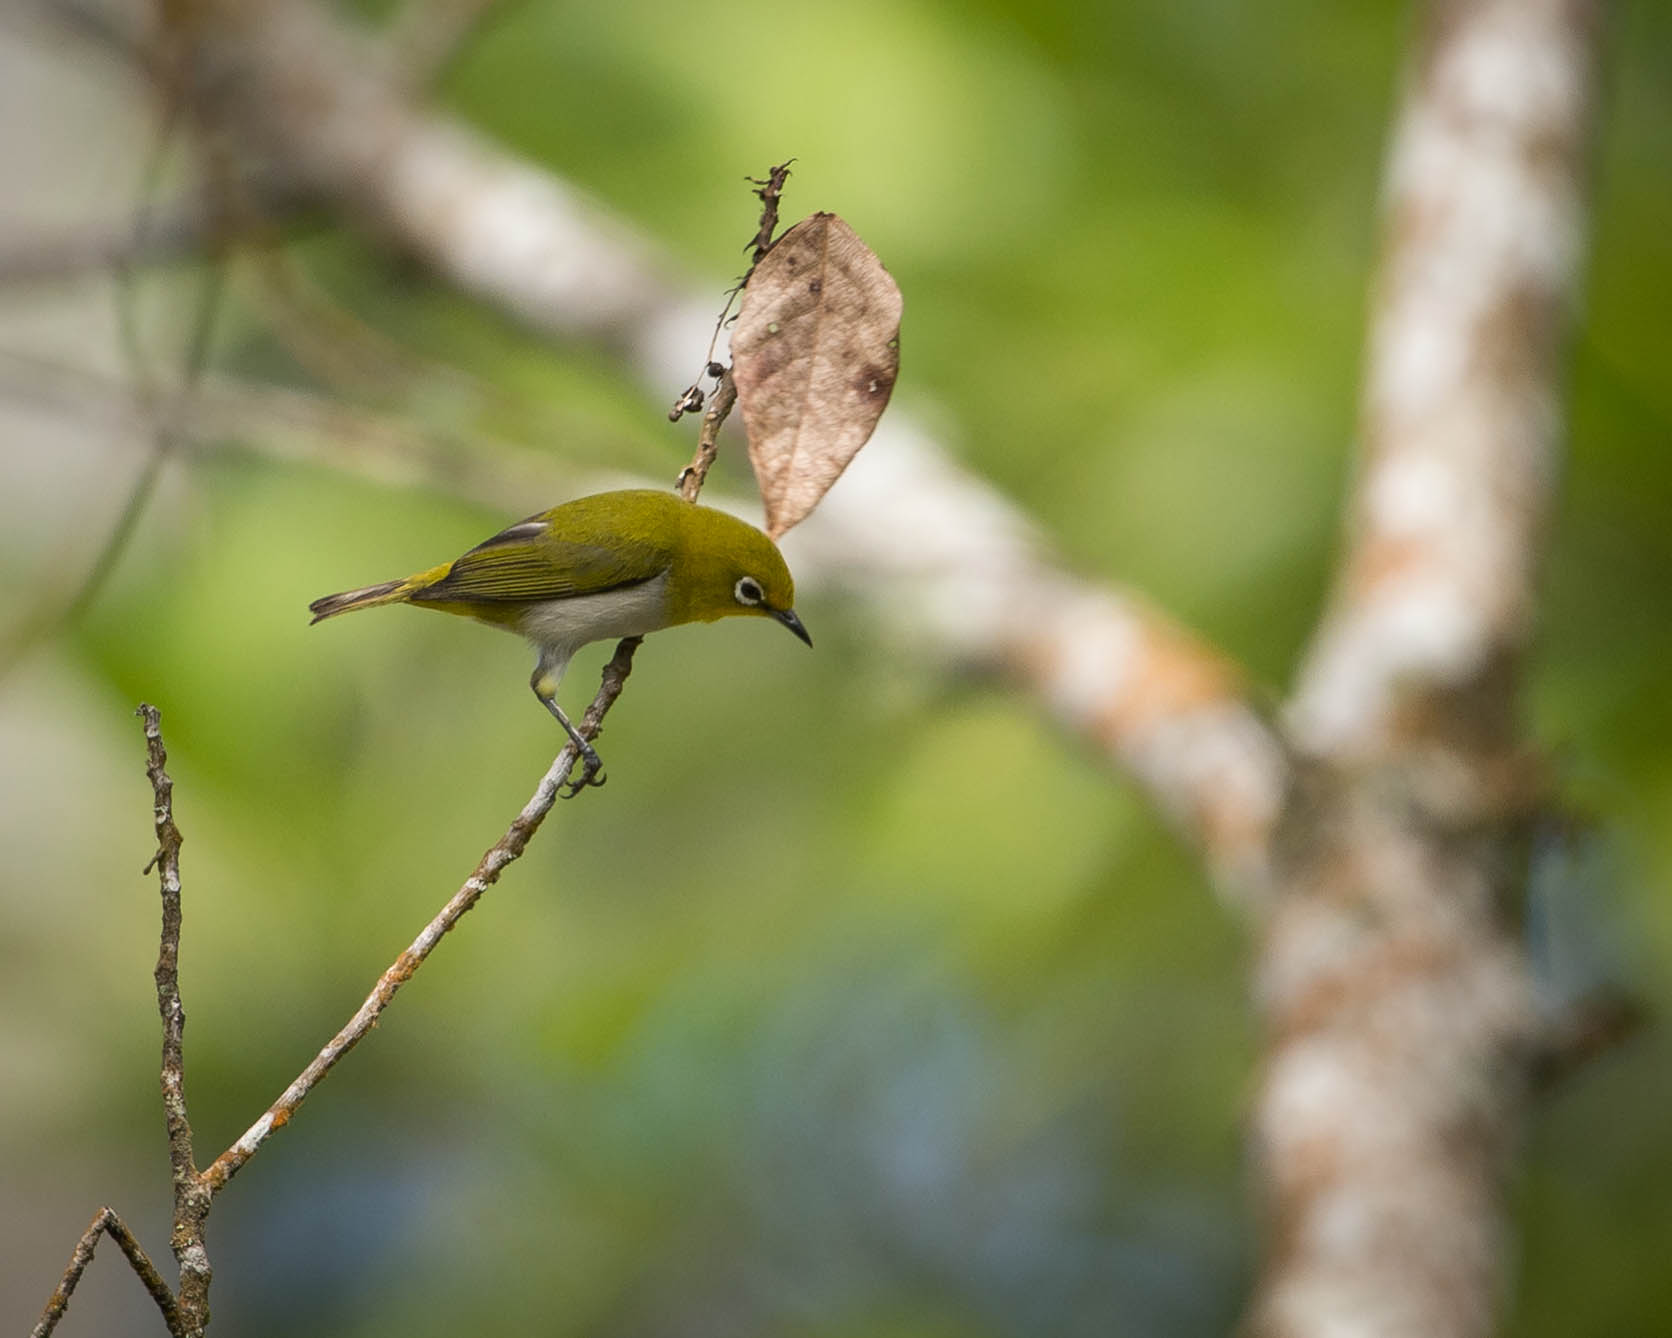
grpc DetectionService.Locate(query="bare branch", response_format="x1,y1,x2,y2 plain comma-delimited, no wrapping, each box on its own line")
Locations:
676,369,735,501
744,160,794,267
670,163,790,424
137,705,212,1332
30,1206,183,1338
198,639,642,1194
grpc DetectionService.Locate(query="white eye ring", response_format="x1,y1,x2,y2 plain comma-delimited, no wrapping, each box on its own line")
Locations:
735,576,764,606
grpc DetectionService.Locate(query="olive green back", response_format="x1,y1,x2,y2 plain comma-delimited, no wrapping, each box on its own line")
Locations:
408,489,793,626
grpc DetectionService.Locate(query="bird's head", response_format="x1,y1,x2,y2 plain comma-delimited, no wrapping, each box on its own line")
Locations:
675,507,812,647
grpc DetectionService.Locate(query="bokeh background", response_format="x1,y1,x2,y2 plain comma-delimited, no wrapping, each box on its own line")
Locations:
2,1,1669,1334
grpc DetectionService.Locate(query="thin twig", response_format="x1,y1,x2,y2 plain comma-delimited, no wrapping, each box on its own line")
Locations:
669,160,792,423
676,369,736,501
30,1206,184,1338
744,160,794,268
198,637,642,1194
138,704,212,1332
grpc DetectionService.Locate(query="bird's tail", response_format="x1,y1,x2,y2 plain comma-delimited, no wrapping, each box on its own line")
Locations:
308,579,411,624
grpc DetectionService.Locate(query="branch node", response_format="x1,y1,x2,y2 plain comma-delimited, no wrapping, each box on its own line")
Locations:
31,1206,183,1338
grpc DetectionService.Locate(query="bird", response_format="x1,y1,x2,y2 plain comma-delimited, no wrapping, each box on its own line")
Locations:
308,488,811,789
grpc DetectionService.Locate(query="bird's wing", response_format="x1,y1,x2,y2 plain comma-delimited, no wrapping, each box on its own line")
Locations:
413,513,674,605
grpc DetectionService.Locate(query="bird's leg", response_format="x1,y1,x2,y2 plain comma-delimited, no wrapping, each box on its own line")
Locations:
531,668,606,796
549,701,606,797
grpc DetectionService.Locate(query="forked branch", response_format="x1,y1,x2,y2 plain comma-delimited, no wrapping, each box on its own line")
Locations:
31,1207,182,1338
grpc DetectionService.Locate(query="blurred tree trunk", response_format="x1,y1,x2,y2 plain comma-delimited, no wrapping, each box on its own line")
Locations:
1250,3,1601,1333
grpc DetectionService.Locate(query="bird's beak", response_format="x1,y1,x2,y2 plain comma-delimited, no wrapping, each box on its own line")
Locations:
769,607,813,647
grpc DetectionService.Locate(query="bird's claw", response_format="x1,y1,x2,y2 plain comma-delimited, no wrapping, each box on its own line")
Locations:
559,746,608,799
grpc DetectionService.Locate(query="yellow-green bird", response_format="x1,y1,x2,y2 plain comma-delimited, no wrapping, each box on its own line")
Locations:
309,489,811,785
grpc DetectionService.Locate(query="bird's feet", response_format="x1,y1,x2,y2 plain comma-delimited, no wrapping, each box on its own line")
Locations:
559,742,607,799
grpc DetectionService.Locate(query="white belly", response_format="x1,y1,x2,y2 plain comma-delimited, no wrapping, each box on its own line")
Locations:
518,571,672,680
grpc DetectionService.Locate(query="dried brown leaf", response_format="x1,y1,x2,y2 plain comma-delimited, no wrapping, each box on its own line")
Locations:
731,212,902,537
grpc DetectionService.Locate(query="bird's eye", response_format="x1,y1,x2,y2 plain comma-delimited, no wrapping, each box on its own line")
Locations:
735,576,764,606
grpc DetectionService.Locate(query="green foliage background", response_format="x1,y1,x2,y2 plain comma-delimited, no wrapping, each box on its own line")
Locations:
2,1,1669,1333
